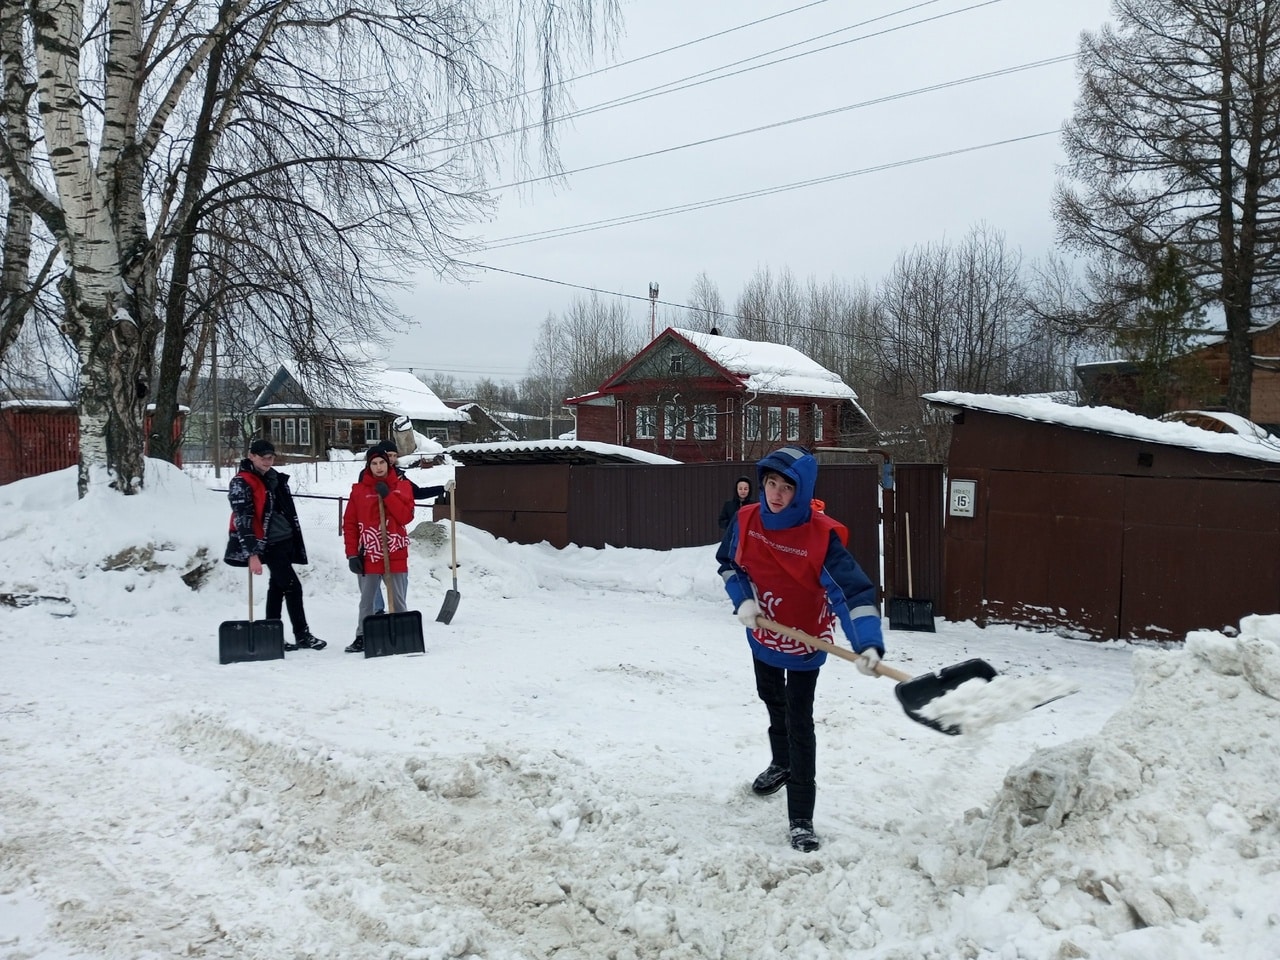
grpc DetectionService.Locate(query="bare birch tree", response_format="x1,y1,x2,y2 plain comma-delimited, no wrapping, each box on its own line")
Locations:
0,0,616,494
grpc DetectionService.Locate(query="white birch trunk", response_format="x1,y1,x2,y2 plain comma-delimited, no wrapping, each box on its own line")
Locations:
33,0,147,495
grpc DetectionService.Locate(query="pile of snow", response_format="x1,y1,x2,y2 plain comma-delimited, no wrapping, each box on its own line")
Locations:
0,461,1278,958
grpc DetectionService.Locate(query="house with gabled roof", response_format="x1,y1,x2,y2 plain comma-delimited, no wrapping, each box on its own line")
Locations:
1075,320,1280,433
565,327,875,463
254,366,470,459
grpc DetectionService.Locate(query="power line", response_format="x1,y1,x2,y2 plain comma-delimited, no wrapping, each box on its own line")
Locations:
440,0,844,124
482,130,1060,249
432,0,993,157
489,53,1075,192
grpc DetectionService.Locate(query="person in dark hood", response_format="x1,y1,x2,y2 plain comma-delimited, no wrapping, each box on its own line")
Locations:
223,439,326,651
716,445,884,853
718,475,753,533
376,440,452,502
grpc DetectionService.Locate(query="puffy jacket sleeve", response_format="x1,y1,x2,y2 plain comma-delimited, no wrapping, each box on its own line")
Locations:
342,484,361,557
384,476,415,526
715,515,756,613
228,475,264,558
818,531,884,654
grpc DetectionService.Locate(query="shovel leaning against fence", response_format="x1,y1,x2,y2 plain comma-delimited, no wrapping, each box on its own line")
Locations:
888,512,935,632
436,484,461,624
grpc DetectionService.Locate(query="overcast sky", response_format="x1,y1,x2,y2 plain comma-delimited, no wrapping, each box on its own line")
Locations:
388,0,1117,385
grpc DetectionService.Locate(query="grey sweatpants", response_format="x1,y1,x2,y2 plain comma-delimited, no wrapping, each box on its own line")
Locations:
355,572,409,637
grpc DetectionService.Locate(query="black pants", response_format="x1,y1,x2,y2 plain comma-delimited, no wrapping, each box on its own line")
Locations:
753,657,819,822
262,541,308,639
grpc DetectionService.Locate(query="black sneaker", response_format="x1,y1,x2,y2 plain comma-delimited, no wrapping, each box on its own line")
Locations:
789,819,820,852
751,764,790,796
295,633,327,651
283,639,298,652
344,636,364,654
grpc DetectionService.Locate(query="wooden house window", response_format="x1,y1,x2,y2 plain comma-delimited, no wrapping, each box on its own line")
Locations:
334,419,352,445
694,404,717,440
299,418,311,446
636,405,656,439
786,408,800,441
364,420,380,444
669,353,685,374
663,403,686,440
812,404,823,441
767,407,782,441
270,417,282,440
745,405,760,440
284,418,297,446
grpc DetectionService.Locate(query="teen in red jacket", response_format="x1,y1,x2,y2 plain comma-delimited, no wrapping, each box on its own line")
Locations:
342,446,414,653
717,445,885,853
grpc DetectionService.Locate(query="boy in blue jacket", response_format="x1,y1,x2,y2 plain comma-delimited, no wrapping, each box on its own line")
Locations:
716,445,884,852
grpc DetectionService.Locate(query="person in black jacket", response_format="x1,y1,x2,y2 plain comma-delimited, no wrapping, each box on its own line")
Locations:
718,475,753,533
223,439,326,651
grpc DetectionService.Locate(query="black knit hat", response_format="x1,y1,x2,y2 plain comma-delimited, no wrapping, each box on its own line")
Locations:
365,445,389,465
249,439,275,456
376,439,399,456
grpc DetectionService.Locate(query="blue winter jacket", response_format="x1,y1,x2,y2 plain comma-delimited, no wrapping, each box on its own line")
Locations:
716,445,884,669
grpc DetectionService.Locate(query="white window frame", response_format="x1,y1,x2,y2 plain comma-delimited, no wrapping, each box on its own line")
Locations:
767,407,782,441
636,405,656,440
334,419,352,445
812,404,823,442
269,417,282,441
299,418,311,447
669,353,685,374
364,420,380,443
745,405,760,441
284,418,297,446
663,403,686,440
694,404,717,440
786,407,800,441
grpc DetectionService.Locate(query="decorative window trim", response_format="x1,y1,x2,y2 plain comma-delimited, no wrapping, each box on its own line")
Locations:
812,404,823,441
663,403,687,440
786,407,800,441
694,404,717,440
636,405,656,439
745,405,760,441
767,407,782,442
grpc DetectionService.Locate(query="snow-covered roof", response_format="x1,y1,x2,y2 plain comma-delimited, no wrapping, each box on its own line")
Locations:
926,391,1280,464
260,367,469,422
445,439,680,466
670,328,858,402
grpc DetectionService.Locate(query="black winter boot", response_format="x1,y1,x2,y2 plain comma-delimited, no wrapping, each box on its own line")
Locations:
789,819,820,852
751,764,790,796
345,636,364,654
295,633,327,650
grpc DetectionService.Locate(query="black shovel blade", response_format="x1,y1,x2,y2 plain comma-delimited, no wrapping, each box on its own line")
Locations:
435,588,460,625
363,611,425,657
893,658,998,735
887,597,936,632
218,619,286,664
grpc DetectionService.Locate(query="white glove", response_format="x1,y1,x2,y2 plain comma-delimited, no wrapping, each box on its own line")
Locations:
735,599,761,629
855,648,881,677
445,479,456,493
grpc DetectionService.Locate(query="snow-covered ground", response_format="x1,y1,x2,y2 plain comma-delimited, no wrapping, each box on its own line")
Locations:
1,458,1278,959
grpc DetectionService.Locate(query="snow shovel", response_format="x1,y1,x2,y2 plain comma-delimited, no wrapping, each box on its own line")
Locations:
435,486,460,624
754,617,996,736
363,497,425,657
219,569,285,665
887,512,936,632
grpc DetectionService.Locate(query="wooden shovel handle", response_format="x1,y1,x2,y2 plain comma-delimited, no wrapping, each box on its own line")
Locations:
378,496,395,614
755,617,913,683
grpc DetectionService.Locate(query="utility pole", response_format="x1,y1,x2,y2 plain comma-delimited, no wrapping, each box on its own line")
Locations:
649,282,659,339
211,321,221,480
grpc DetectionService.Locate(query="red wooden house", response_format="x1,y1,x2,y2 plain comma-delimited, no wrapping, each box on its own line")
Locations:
566,327,875,463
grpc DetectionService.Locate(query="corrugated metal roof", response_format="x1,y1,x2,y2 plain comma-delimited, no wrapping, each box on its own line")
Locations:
445,439,680,466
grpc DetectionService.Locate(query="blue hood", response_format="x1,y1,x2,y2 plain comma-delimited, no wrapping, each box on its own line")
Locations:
756,446,817,530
